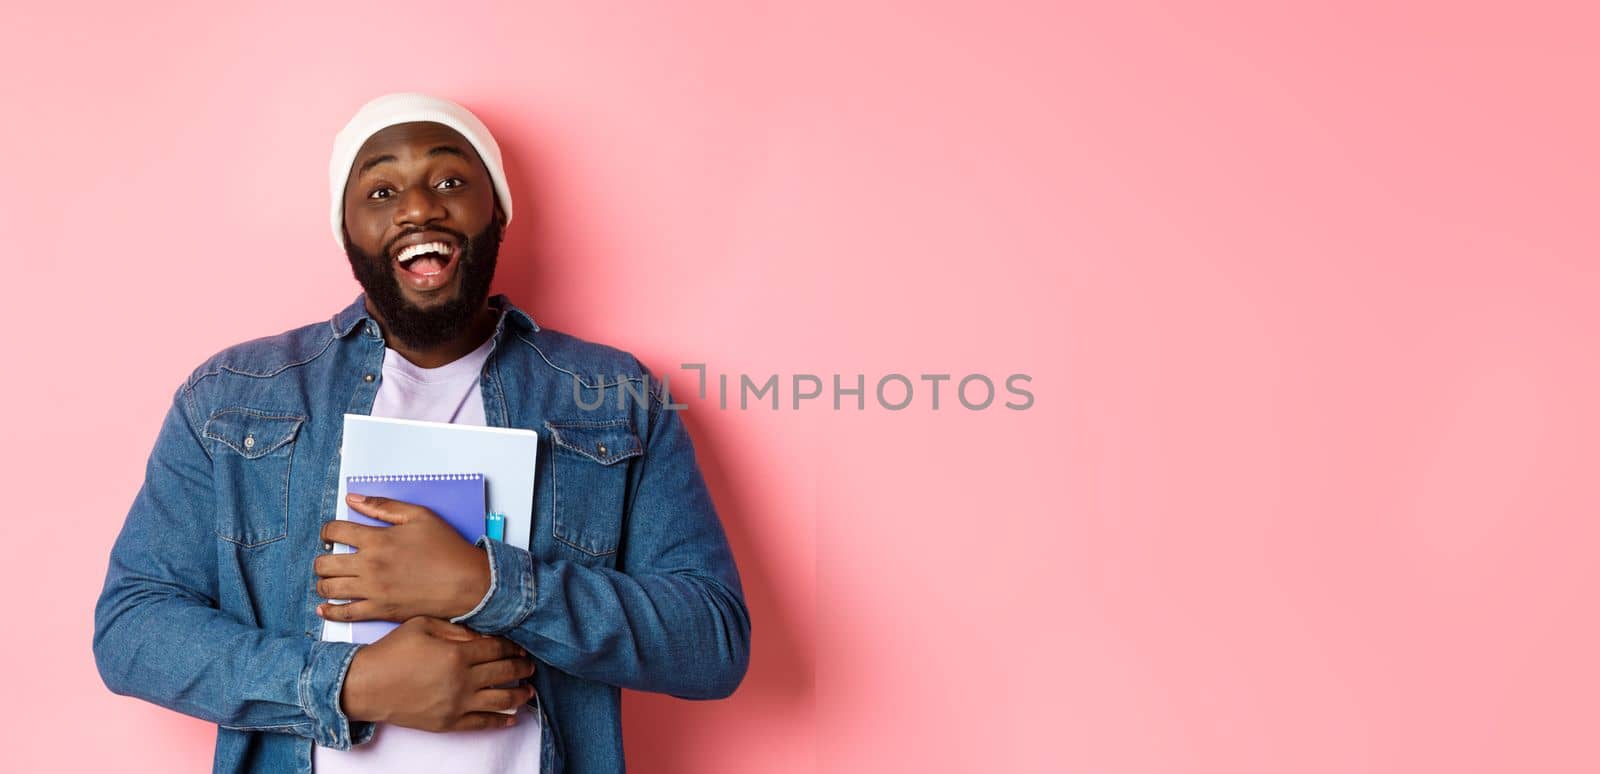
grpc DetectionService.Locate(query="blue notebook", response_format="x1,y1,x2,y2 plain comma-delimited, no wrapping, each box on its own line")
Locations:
342,473,486,643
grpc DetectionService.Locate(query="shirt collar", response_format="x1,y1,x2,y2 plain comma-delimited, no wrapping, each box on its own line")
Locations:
329,293,540,339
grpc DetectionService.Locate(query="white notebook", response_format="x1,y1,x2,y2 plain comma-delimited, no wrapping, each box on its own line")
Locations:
321,413,539,644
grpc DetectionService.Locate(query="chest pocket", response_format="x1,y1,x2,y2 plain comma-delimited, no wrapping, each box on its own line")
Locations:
203,408,306,547
545,419,643,559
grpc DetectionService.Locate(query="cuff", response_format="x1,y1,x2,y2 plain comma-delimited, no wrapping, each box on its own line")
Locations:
300,640,376,750
450,536,537,634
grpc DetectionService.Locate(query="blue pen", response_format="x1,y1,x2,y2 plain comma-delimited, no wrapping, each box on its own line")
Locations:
485,512,506,542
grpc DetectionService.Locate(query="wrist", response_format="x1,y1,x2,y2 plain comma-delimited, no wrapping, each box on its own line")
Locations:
452,548,492,619
340,647,387,724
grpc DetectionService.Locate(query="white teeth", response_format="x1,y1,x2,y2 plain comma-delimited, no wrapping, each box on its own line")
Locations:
396,241,450,263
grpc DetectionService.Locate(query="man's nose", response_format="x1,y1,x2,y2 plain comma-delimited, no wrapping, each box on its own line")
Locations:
394,185,447,227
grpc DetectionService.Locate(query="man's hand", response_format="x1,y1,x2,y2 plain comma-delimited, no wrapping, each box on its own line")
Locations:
315,493,491,623
341,617,536,731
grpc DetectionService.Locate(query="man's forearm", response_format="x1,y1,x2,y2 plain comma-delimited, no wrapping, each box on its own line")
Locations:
458,538,750,699
94,554,371,748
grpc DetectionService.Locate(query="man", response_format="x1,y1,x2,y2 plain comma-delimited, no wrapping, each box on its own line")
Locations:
93,93,751,774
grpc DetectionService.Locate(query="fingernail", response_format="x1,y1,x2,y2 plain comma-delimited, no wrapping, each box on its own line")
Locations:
347,493,366,503
316,605,326,617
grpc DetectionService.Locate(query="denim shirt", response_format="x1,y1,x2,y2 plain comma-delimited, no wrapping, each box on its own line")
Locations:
93,294,751,774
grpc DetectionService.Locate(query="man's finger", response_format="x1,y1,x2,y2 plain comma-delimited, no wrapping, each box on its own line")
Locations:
320,519,380,548
345,493,417,525
419,616,478,641
317,600,380,622
461,636,528,664
468,657,536,689
466,685,536,714
312,553,359,578
316,576,363,600
448,711,518,732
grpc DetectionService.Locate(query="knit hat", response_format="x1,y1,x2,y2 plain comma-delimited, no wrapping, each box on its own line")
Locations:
329,92,513,248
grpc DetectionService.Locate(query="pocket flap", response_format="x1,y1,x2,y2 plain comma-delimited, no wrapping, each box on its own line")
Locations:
203,409,306,459
545,420,643,465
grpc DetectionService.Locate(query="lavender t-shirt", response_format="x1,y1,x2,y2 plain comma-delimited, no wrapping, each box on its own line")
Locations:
315,334,541,773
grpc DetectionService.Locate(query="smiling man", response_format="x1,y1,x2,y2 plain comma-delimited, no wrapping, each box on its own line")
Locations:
93,93,751,774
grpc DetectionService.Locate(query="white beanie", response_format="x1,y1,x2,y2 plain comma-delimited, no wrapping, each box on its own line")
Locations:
329,92,514,248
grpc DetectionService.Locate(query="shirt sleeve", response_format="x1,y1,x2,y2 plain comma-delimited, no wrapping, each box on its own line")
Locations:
93,383,376,749
448,535,534,632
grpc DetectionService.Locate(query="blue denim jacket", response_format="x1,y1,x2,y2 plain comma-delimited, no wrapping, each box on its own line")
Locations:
93,294,751,773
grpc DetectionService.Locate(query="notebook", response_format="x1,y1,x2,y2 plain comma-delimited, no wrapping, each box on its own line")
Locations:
343,473,488,644
322,414,539,644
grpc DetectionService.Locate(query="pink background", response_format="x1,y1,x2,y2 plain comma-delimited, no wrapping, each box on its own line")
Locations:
3,1,1597,771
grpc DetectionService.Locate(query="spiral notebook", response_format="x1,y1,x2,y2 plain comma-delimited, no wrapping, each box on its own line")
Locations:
343,473,487,644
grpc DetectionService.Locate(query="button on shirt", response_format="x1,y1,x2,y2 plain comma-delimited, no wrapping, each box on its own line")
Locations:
314,332,542,774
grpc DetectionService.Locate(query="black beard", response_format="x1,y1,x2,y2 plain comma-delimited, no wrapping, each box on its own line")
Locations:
344,217,501,350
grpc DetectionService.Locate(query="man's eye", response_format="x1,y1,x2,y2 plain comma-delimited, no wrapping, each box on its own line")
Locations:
368,187,394,200
435,178,463,190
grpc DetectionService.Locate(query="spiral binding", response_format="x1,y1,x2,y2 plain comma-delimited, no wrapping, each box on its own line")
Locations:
346,473,484,483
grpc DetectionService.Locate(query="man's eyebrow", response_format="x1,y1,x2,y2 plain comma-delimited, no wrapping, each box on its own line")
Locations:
426,144,470,161
356,153,397,177
354,146,469,178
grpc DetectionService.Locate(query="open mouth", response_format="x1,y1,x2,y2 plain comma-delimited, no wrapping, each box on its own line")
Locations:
395,241,455,275
391,239,461,290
